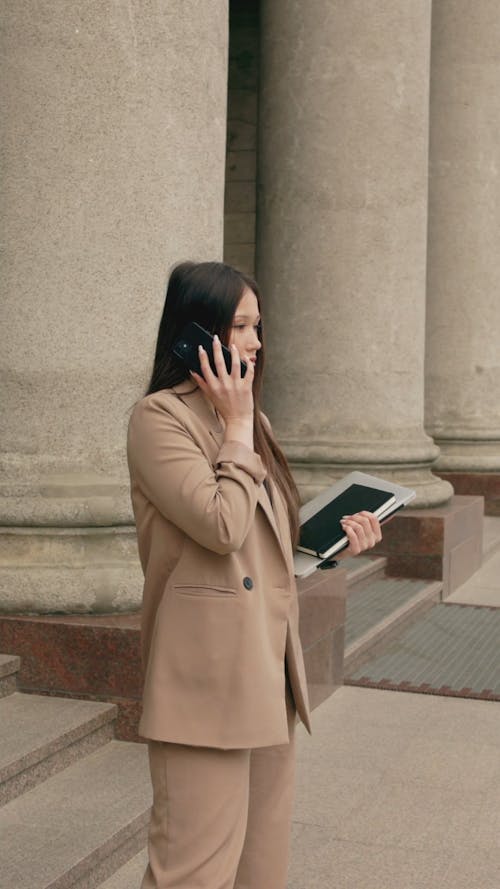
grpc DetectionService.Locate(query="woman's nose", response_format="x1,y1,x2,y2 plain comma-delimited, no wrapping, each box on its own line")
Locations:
250,329,262,350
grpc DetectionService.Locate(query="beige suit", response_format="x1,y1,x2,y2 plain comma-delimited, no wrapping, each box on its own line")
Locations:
127,379,311,748
127,379,312,888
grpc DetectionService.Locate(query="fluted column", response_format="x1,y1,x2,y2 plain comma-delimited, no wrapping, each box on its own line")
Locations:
426,1,500,475
0,1,228,611
257,0,452,505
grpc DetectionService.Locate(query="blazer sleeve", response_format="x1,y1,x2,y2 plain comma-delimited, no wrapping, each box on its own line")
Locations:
127,395,267,555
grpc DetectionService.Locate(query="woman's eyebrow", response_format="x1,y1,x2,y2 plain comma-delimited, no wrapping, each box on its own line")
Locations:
234,314,261,322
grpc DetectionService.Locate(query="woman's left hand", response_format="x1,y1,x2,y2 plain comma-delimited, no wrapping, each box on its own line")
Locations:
337,511,382,557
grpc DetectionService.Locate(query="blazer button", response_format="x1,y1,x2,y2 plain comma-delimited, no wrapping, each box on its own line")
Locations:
243,576,254,590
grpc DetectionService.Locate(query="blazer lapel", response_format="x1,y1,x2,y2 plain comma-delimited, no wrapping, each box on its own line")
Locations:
256,482,283,552
172,380,224,439
266,477,295,576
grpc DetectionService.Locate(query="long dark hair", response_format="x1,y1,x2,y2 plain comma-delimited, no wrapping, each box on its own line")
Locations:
146,261,300,546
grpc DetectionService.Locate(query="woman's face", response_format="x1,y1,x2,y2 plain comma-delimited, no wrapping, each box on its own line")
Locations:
228,287,262,368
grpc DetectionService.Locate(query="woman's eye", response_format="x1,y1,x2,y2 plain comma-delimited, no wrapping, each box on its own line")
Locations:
232,323,261,332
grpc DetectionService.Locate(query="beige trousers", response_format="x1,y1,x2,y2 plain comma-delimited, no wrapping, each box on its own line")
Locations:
140,683,296,889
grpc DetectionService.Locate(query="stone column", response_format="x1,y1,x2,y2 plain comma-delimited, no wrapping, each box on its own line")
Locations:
257,0,452,506
0,1,228,611
425,1,500,491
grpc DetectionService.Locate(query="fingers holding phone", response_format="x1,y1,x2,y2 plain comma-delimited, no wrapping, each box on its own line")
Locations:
191,334,255,426
173,321,248,379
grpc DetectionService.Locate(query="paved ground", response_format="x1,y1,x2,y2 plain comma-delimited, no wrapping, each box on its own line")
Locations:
289,539,500,888
447,547,500,607
99,528,500,888
290,687,500,889
107,684,500,889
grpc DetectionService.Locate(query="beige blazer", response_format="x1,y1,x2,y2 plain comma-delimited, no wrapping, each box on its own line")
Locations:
127,379,312,749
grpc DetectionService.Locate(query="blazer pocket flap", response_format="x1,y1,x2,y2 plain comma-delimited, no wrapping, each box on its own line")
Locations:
173,583,237,597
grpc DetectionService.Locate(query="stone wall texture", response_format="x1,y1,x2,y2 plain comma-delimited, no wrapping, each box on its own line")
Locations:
1,0,498,612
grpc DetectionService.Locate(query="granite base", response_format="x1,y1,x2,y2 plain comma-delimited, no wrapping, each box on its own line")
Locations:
0,569,347,741
436,472,500,516
372,495,484,597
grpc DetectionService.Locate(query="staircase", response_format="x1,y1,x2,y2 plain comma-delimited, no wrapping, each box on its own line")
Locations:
2,521,498,888
343,516,500,696
343,516,500,677
0,656,151,889
342,554,442,672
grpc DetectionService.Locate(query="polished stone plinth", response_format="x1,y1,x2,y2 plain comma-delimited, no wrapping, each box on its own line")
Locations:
0,613,142,741
0,569,346,739
298,565,347,710
436,472,500,516
372,495,484,597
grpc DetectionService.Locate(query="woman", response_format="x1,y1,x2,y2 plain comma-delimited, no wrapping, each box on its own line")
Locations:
127,261,382,889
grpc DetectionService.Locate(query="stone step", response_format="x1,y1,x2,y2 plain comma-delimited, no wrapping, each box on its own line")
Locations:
0,740,151,889
345,601,500,699
483,515,500,560
344,577,443,672
0,614,142,742
99,848,148,888
0,693,117,806
344,554,388,586
0,653,20,698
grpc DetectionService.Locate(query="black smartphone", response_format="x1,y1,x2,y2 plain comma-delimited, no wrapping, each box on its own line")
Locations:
172,321,248,378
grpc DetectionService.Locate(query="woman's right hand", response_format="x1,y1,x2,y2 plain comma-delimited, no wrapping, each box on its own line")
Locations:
190,334,255,429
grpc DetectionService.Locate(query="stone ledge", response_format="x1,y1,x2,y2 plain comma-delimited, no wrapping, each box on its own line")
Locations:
0,570,347,740
372,495,484,597
298,566,347,710
436,472,500,516
0,614,141,740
